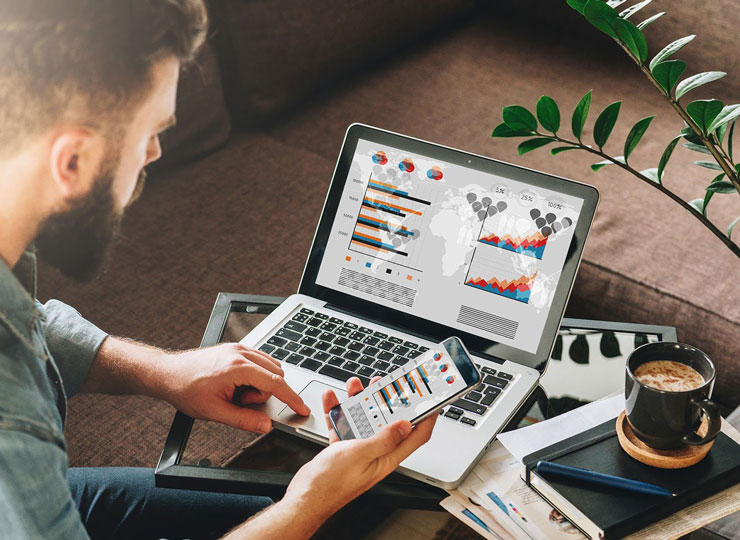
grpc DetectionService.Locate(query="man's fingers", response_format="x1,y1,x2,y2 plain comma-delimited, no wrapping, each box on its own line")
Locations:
212,403,274,434
236,346,284,376
244,365,311,416
234,387,271,405
362,419,414,459
345,377,365,398
322,389,341,444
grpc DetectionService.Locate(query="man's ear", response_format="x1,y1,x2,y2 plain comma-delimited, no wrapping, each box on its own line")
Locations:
48,128,105,201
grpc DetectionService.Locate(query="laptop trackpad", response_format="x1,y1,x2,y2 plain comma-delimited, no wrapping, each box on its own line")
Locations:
278,380,347,437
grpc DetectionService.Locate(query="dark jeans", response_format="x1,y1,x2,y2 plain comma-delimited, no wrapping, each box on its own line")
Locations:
68,467,273,540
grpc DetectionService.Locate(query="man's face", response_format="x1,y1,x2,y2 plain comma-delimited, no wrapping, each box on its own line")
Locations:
36,58,180,281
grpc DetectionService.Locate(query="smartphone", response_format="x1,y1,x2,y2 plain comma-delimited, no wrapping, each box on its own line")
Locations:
329,336,481,440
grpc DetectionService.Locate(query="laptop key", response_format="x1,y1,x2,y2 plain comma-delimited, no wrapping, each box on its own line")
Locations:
328,345,345,356
315,341,331,352
378,340,394,352
276,328,302,342
480,393,497,407
318,365,369,387
300,308,314,315
349,331,365,341
362,345,379,356
483,375,509,389
306,317,323,327
461,417,477,426
292,313,309,323
452,399,486,415
258,344,276,354
373,331,388,339
377,351,394,362
300,359,323,371
284,321,307,333
374,371,387,378
286,353,304,365
319,332,334,342
449,407,464,415
315,313,329,320
388,365,400,372
359,355,375,366
466,391,483,402
363,336,380,346
373,360,390,371
334,337,350,347
418,346,429,352
329,317,344,324
392,355,409,366
484,386,501,396
320,322,337,332
358,366,375,377
285,341,301,352
299,346,316,356
391,345,409,356
299,336,317,347
497,372,513,380
389,336,403,344
343,350,360,361
348,341,364,352
335,327,351,337
343,361,360,372
305,327,321,338
328,356,344,366
403,341,418,349
445,410,462,421
271,348,290,360
343,322,358,329
407,350,422,359
313,351,331,362
359,326,373,334
481,366,497,375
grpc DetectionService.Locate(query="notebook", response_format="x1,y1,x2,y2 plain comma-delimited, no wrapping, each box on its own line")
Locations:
521,419,740,539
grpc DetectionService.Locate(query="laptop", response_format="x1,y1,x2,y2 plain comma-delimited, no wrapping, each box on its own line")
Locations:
240,124,599,489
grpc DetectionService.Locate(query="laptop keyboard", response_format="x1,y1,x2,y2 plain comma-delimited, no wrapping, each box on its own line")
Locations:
257,307,515,427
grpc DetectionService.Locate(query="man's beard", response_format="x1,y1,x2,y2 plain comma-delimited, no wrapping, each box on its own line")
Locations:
35,164,147,282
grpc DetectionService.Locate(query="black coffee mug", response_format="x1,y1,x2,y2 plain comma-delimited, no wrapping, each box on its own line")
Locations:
625,342,721,450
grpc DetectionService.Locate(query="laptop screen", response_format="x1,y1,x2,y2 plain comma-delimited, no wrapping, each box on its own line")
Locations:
315,137,585,355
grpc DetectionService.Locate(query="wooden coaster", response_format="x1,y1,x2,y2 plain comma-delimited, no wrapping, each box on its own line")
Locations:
616,411,713,469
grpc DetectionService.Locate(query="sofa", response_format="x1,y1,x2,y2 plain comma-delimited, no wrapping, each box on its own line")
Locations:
39,0,740,530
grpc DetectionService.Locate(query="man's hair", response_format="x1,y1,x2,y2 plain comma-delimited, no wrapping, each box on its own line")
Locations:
0,0,207,156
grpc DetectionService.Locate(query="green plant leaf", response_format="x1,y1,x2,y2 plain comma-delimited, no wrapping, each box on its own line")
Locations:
728,216,740,239
688,198,705,213
491,123,534,138
571,90,592,140
593,101,621,148
502,106,538,132
675,71,727,100
518,138,555,156
683,142,712,155
536,95,561,133
699,175,725,216
651,60,686,94
606,0,627,7
641,168,660,182
657,135,681,182
551,146,579,155
694,160,723,171
566,0,588,13
686,99,724,134
623,116,654,160
583,0,619,39
636,11,665,30
716,121,729,144
591,156,625,171
706,180,737,193
707,104,740,134
681,126,704,145
614,18,648,63
619,0,651,19
729,119,736,161
648,35,695,72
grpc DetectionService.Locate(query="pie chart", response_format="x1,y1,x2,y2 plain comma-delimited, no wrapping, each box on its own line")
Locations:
446,376,456,384
399,158,415,172
439,363,449,373
372,151,388,165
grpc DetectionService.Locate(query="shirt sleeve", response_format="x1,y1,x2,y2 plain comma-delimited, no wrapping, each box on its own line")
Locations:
0,428,90,539
41,300,108,398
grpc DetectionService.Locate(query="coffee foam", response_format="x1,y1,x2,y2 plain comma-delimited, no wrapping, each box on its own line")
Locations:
634,360,705,392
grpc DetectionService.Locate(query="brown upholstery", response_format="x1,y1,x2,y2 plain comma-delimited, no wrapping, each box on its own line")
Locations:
35,2,740,469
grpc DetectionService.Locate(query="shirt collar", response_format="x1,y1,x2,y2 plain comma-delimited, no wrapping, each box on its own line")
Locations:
0,248,40,332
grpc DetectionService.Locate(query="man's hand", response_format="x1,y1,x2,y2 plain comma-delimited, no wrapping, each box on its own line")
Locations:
157,343,310,433
284,376,436,521
224,376,437,539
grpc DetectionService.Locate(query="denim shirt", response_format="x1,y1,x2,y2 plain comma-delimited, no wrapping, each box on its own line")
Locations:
0,249,107,539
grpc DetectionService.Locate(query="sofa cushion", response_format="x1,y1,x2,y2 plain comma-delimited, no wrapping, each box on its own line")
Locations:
209,0,476,126
153,40,231,170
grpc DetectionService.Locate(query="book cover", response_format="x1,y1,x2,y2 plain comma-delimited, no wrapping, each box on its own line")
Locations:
521,419,740,539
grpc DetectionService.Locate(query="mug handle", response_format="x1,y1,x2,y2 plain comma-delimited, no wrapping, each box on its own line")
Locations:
683,397,721,446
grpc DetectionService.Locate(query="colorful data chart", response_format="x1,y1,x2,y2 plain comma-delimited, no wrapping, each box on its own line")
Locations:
427,166,443,181
372,150,388,165
375,364,433,415
479,231,548,260
399,158,415,173
465,271,538,304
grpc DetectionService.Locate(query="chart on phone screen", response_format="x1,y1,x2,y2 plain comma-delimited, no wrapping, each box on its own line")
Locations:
344,347,467,437
315,139,584,354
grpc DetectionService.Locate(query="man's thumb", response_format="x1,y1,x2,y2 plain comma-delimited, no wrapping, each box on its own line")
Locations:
365,420,413,457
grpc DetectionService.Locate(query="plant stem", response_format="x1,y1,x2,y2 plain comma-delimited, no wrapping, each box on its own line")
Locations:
541,132,740,258
613,40,740,196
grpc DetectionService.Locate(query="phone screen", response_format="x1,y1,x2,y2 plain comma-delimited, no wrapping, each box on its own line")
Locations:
332,337,479,439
